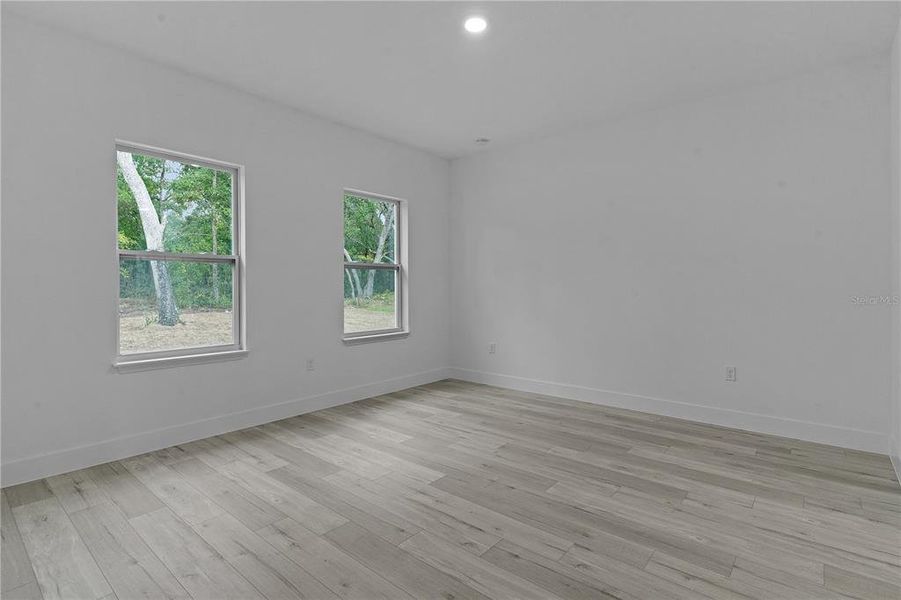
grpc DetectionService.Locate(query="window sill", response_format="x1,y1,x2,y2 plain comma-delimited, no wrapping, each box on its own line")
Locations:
343,331,409,345
114,349,248,373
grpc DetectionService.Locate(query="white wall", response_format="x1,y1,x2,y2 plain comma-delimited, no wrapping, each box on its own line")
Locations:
450,57,893,452
891,18,901,478
0,15,451,485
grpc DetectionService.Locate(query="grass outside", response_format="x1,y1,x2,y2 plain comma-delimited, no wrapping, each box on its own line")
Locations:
119,293,397,353
119,309,233,354
344,293,396,333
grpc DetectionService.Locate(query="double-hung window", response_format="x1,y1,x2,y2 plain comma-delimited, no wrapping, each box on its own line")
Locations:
343,190,406,340
116,142,244,365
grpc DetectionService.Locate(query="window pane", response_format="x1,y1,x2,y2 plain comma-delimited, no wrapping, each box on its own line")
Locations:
117,150,233,255
344,267,398,334
119,257,234,354
343,194,397,263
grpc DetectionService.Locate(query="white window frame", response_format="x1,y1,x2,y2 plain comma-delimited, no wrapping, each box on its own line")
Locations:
343,188,409,343
114,141,246,370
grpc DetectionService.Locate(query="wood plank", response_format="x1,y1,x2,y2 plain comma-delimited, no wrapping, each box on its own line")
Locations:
219,430,290,471
267,464,420,545
823,564,901,600
325,470,501,555
258,518,414,600
85,461,164,519
309,419,557,493
645,552,771,600
129,507,264,600
4,480,53,508
280,434,394,479
678,497,900,584
316,434,445,483
122,454,224,525
481,539,622,600
399,531,561,599
2,582,43,600
240,426,343,477
193,513,340,600
12,497,111,600
177,435,258,467
312,409,414,444
324,521,489,600
730,558,850,600
148,445,193,466
44,470,108,514
433,472,737,576
382,471,573,560
169,458,286,531
1,491,38,592
560,542,709,600
69,502,189,600
216,459,347,534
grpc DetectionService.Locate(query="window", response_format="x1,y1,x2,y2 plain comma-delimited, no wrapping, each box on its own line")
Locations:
343,190,405,340
116,143,243,364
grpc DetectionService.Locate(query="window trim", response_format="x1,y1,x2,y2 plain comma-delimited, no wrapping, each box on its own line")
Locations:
114,140,246,369
342,188,408,342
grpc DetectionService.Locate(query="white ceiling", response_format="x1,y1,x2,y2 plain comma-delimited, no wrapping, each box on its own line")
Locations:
6,1,900,158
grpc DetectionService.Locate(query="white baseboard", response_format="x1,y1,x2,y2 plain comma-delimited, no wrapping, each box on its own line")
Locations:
0,368,451,487
448,368,889,454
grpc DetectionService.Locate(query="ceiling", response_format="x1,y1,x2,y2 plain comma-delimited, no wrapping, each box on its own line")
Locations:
6,1,900,158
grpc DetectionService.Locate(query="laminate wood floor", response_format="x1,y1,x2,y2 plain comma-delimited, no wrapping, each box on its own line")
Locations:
3,380,900,599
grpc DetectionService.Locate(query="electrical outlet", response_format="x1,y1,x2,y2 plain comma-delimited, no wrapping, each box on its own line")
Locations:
725,365,736,382
306,358,315,372
488,343,497,354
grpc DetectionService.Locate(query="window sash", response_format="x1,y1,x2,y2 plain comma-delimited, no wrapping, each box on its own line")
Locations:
343,261,399,270
119,250,237,264
343,264,403,337
343,326,404,339
116,343,243,363
343,189,400,266
117,256,242,359
116,142,239,257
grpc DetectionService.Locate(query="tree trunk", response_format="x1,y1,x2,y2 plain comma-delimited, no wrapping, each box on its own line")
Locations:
364,209,394,298
344,269,357,301
151,260,179,325
343,249,363,304
117,151,179,325
211,215,219,304
157,162,167,218
211,171,219,304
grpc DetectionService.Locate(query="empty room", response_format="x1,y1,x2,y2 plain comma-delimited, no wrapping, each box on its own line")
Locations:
2,1,901,599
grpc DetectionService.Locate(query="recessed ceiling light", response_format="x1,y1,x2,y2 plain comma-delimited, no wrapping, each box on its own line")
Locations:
464,16,488,34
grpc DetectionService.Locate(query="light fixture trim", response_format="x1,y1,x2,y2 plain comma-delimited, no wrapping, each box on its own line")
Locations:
464,16,488,34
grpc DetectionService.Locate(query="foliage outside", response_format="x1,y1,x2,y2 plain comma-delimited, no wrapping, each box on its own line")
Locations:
117,151,234,354
118,166,400,351
343,194,398,333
